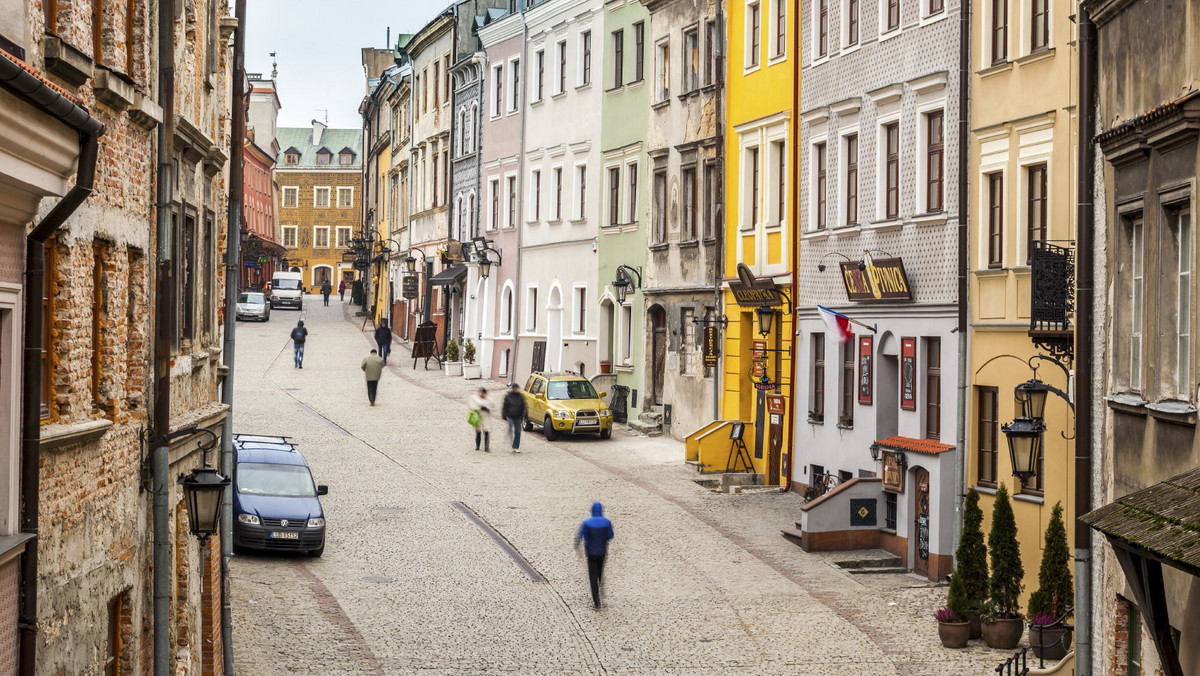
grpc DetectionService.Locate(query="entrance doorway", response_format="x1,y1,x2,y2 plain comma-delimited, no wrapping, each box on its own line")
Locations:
913,467,931,577
649,305,667,405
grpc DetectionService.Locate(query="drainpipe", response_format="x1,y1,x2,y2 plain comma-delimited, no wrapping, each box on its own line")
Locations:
5,50,105,676
510,10,530,380
153,0,178,671
713,0,726,423
1074,8,1096,674
952,0,971,552
219,0,248,673
784,0,799,490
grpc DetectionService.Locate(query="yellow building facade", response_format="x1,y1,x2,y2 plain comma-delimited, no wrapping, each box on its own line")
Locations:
718,0,796,485
967,0,1077,609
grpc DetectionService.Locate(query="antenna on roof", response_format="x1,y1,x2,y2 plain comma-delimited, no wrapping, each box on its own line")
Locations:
270,51,277,80
387,27,391,50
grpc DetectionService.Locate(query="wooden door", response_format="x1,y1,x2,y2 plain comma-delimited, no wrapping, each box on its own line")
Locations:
650,307,667,405
530,340,547,373
913,467,931,577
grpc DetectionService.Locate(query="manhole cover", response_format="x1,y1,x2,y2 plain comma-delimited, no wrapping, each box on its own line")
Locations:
360,576,394,584
374,507,406,515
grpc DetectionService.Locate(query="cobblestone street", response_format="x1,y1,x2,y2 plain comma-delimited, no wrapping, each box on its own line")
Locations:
229,299,1010,675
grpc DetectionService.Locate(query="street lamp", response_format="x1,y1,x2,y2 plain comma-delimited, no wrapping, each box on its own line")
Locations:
755,305,776,336
1001,416,1045,484
612,265,643,303
1015,378,1051,419
168,428,229,542
817,252,851,272
470,236,502,279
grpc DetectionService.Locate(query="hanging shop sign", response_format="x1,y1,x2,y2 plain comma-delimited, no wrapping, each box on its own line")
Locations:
401,275,419,299
702,327,720,368
839,253,913,302
882,450,905,492
858,335,873,405
257,256,269,264
729,263,785,307
752,339,767,359
900,337,917,410
442,240,467,263
342,252,358,263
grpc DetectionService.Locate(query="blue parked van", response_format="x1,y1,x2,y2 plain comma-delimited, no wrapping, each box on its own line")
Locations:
232,434,328,557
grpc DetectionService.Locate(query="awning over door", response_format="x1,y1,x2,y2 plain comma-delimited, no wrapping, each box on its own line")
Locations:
428,264,467,286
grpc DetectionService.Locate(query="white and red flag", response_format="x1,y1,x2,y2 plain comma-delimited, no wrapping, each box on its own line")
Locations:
817,305,854,343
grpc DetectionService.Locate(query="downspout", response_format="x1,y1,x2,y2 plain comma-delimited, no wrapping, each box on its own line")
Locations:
952,0,971,551
784,0,799,490
219,1,248,673
510,10,530,380
153,0,178,671
5,50,105,676
713,0,726,423
1074,8,1096,674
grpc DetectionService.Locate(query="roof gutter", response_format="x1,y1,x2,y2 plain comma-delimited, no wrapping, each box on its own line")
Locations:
1,49,106,676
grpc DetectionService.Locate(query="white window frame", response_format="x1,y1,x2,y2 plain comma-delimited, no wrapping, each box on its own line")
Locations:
556,40,568,95
525,285,539,332
683,25,700,92
808,137,827,232
606,163,622,227
1130,216,1144,391
838,127,861,227
574,162,588,221
768,0,787,63
529,168,542,222
552,165,564,221
811,0,829,63
740,143,761,232
500,283,515,335
1016,159,1051,265
744,0,761,72
313,226,330,249
492,63,505,118
313,186,331,208
1175,206,1192,397
768,135,788,229
533,49,546,101
655,38,671,102
915,104,946,215
282,186,298,208
841,0,861,53
488,177,501,231
335,226,352,249
572,283,588,335
281,225,298,248
875,113,901,221
626,160,639,224
920,0,948,23
508,56,521,112
619,303,633,364
336,186,354,209
578,30,592,87
505,172,518,228
879,0,902,40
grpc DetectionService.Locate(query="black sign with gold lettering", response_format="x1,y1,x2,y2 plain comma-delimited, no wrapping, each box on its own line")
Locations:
840,255,913,302
702,327,719,367
729,263,785,307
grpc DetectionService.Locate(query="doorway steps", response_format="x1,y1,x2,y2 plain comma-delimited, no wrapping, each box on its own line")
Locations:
627,406,663,436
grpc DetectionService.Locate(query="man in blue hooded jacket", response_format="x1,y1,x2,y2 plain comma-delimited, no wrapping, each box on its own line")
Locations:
575,502,614,609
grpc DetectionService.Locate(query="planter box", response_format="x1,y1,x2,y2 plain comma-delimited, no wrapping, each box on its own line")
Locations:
462,363,482,380
444,361,463,376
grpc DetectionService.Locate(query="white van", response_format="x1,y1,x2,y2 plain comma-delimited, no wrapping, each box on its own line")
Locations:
271,271,304,310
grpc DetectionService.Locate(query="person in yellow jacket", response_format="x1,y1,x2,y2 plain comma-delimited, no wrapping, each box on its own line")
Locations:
361,349,385,406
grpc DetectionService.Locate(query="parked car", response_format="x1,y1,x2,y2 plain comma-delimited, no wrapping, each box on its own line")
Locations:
521,372,613,440
235,291,271,322
232,434,327,556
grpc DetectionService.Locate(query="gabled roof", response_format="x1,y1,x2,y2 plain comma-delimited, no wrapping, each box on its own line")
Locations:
338,146,356,156
275,127,363,169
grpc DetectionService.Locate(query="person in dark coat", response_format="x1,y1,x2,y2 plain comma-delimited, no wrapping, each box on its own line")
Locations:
338,278,347,301
289,320,308,368
321,279,332,306
374,319,393,363
575,501,614,609
501,382,527,452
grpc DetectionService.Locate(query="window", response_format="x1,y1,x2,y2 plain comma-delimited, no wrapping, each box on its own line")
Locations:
886,0,900,31
747,2,761,67
490,178,500,230
282,186,298,208
775,0,787,57
704,21,719,85
656,40,670,101
840,340,854,425
105,592,128,676
433,142,441,207
531,169,542,221
613,29,625,87
846,0,860,46
501,286,514,335
844,134,859,225
634,22,645,81
812,333,826,419
621,304,633,362
433,62,440,108
91,243,104,406
926,111,944,212
1130,217,1144,390
575,286,587,333
925,338,941,439
535,50,545,100
704,162,719,239
682,166,697,240
575,165,587,219
285,153,299,165
314,187,330,208
1031,0,1048,52
987,173,1003,267
749,147,760,227
445,55,452,101
929,0,944,15
493,64,504,117
774,141,787,226
314,226,330,248
282,225,297,247
580,31,592,86
977,386,998,486
884,122,899,219
339,153,352,166
317,152,331,165
884,492,897,530
503,175,515,228
526,287,538,331
815,142,827,230
680,307,695,374
336,227,351,248
818,0,828,57
608,167,621,226
1123,599,1144,676
992,0,1008,63
557,41,567,93
627,162,639,223
684,27,699,91
1175,207,1192,396
337,187,353,208
653,170,667,243
554,167,564,220
1026,163,1047,262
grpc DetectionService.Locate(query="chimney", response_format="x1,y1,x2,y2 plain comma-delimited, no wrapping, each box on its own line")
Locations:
312,119,326,145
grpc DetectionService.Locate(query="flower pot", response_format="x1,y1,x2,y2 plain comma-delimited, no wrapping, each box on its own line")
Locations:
937,620,971,649
1029,625,1071,661
444,361,463,376
462,363,482,380
981,617,1025,650
965,609,982,640
599,360,612,374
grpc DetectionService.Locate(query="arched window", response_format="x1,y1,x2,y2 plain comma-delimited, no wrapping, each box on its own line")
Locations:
459,108,468,155
470,103,479,152
468,192,477,239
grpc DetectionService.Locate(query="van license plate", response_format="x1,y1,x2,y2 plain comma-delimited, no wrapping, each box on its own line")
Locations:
269,531,299,540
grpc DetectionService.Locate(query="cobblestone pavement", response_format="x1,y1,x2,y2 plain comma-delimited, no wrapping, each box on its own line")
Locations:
230,298,1012,675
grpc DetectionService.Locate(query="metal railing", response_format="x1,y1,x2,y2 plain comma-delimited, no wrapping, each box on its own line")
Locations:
995,647,1029,676
803,471,842,502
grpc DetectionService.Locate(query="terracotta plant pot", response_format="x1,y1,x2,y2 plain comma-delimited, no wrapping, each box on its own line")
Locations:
937,620,971,649
1029,625,1071,661
981,617,1025,650
965,609,982,640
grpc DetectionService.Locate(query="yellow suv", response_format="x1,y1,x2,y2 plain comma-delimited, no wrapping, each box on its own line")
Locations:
522,372,613,440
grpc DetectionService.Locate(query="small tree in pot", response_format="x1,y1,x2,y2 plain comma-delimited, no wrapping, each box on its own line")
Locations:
982,484,1024,649
950,488,989,638
461,338,482,379
443,338,462,376
1027,501,1073,661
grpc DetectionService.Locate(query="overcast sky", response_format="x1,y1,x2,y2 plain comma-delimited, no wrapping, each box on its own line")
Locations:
244,0,452,130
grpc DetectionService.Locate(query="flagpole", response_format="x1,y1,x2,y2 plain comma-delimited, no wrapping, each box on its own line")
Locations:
846,317,877,333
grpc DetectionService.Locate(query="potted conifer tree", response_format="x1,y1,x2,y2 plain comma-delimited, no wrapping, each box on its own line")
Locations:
461,338,481,379
981,483,1025,649
1027,501,1073,661
937,577,970,648
443,338,462,376
951,488,989,638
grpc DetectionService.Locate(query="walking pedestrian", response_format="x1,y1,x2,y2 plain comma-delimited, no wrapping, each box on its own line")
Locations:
374,319,393,363
338,278,347,302
575,502,614,610
321,279,332,306
468,387,492,452
289,320,308,368
361,349,385,406
501,382,527,452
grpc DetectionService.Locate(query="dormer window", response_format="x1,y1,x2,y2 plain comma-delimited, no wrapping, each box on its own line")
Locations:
317,152,331,165
340,153,352,165
284,151,299,165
